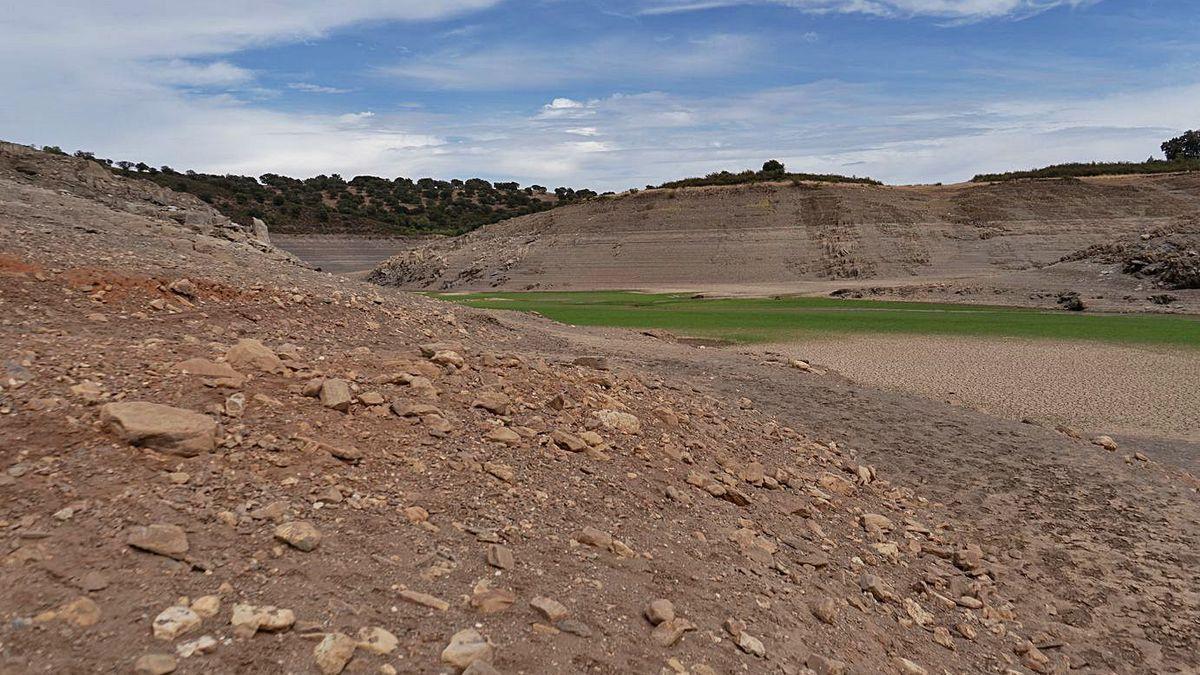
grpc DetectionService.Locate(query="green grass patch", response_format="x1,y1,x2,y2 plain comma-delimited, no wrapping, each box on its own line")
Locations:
971,159,1200,182
433,291,1200,348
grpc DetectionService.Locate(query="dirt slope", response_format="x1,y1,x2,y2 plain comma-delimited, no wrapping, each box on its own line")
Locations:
369,175,1200,311
1,147,1197,674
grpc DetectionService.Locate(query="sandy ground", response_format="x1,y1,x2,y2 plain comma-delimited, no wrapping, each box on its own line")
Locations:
772,335,1200,445
272,234,427,274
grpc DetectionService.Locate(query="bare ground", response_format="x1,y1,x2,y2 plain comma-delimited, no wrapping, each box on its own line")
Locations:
775,335,1200,450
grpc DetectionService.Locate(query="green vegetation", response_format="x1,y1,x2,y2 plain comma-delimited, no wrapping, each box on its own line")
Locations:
654,159,881,189
434,291,1200,347
1162,129,1200,161
971,159,1200,183
46,146,598,236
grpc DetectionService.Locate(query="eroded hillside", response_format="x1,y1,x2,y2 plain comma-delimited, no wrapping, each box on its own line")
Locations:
369,175,1200,311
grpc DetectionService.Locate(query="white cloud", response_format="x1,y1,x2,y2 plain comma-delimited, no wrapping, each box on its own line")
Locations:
149,60,254,87
379,33,758,90
638,0,1096,19
288,82,352,94
564,127,600,136
0,2,498,180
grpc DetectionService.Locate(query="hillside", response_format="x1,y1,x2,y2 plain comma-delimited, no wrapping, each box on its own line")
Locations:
368,174,1200,312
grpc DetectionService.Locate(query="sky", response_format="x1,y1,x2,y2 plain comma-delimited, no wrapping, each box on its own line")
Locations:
1,1,1196,191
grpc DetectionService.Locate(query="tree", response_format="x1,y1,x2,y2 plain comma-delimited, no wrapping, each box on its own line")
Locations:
42,145,66,155
761,159,786,175
116,161,134,171
1162,130,1200,161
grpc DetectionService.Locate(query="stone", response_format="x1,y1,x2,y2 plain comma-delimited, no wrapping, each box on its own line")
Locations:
485,426,521,445
739,461,764,485
472,391,511,415
441,628,494,670
1091,435,1118,451
463,662,502,675
403,506,429,523
735,631,765,657
225,338,284,373
101,402,218,456
175,634,218,658
392,401,440,417
650,618,696,647
807,654,849,675
357,626,399,655
903,598,934,627
274,521,321,551
250,501,289,522
357,391,385,406
861,513,894,533
231,604,295,638
153,606,202,640
168,278,197,298
596,409,641,434
70,380,105,403
484,461,515,483
551,429,588,452
572,356,609,370
224,392,245,417
319,379,353,412
810,597,838,625
576,526,612,549
190,595,220,619
313,632,357,675
127,524,189,559
530,596,569,622
250,217,271,245
133,654,177,675
58,596,100,626
933,626,955,650
817,472,855,495
486,544,514,570
471,586,516,614
895,658,929,675
400,589,450,611
644,599,675,626
430,350,465,368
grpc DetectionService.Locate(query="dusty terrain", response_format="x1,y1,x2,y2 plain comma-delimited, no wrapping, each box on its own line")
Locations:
272,235,434,276
369,176,1200,313
0,144,1198,675
776,335,1200,450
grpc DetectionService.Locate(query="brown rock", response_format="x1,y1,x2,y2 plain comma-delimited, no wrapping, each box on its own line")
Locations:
225,338,284,373
400,589,450,611
313,632,356,675
127,523,189,559
650,618,696,647
441,628,494,670
551,429,588,452
810,597,838,625
530,596,569,622
1091,435,1118,451
644,599,675,626
58,596,100,627
133,654,177,675
101,402,218,456
274,521,321,551
472,391,511,415
486,544,514,569
152,606,201,640
319,379,353,412
174,358,246,386
595,409,641,434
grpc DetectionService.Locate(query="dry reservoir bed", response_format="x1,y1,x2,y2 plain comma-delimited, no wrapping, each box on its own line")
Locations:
778,334,1200,446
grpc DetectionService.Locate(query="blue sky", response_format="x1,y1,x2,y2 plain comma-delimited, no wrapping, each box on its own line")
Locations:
1,1,1197,190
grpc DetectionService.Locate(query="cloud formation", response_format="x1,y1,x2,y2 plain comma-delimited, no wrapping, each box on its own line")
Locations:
637,0,1095,19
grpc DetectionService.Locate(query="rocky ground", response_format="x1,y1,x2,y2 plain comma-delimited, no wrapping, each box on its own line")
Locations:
1,147,1198,674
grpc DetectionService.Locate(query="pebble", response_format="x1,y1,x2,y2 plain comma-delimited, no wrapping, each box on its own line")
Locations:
486,544,514,570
